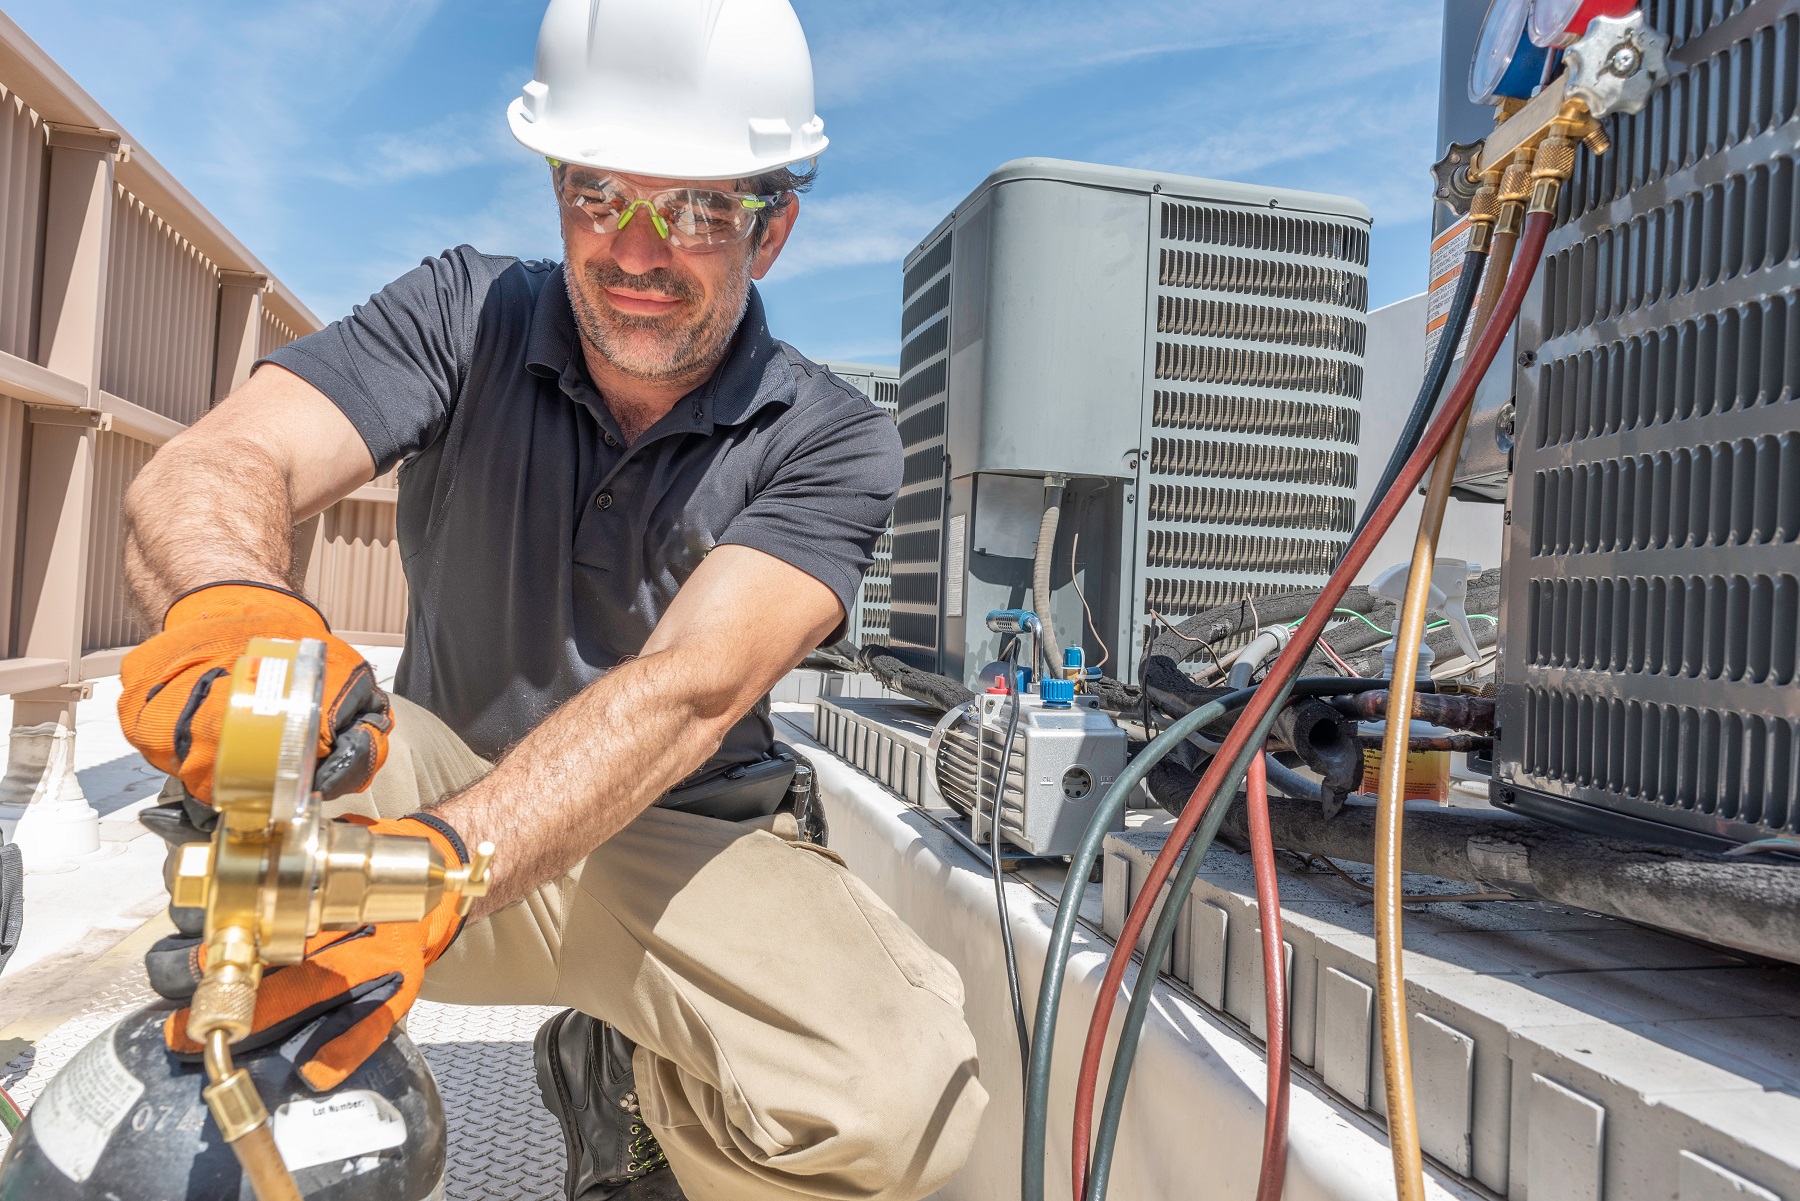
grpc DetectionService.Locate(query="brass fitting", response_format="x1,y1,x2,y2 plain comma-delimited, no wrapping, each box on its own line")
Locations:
1495,156,1534,238
1530,135,1579,213
1465,183,1500,254
1581,125,1611,156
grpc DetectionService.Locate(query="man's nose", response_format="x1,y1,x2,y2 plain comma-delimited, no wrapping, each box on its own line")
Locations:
610,208,676,277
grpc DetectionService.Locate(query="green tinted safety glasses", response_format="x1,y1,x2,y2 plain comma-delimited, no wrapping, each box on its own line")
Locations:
551,163,778,252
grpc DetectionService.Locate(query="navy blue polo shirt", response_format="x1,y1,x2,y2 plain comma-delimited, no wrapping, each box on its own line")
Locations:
263,246,901,774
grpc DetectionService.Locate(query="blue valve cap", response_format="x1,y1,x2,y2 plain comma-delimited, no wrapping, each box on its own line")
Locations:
1040,678,1075,708
1063,647,1084,670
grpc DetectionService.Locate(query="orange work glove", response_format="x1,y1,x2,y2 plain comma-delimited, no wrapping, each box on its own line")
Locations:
119,581,393,804
155,814,470,1093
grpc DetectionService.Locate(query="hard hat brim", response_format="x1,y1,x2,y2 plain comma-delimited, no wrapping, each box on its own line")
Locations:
508,100,826,183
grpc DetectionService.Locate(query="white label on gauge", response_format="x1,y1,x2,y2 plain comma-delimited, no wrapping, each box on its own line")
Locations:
272,1089,407,1171
946,514,966,618
252,655,290,716
33,1024,144,1183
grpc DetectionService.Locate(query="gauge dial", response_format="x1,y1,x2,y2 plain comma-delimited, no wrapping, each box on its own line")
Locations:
1470,0,1552,104
1528,0,1638,47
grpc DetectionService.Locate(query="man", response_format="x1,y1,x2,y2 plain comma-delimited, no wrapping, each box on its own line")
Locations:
115,1,988,1198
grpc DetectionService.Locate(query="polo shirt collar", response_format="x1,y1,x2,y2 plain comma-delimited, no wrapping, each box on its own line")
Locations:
525,264,795,433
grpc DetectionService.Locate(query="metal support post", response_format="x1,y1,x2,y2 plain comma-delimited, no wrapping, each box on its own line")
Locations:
0,125,120,865
212,269,267,406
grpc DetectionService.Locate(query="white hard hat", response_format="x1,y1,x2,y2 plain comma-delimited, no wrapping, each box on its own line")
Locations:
508,0,828,182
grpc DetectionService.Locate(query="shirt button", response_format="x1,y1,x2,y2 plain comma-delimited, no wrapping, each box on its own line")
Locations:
595,491,613,511
603,432,618,447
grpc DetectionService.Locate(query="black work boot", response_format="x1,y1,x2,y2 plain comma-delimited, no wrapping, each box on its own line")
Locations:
535,1009,686,1200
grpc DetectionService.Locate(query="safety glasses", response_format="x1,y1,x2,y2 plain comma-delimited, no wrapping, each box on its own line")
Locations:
552,163,779,253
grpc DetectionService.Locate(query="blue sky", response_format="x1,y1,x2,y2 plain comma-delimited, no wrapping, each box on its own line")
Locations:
11,0,1446,365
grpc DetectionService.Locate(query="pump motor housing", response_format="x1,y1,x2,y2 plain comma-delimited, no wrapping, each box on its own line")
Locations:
930,689,1128,856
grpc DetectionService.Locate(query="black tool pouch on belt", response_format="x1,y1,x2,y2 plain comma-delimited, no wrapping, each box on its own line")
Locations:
659,744,800,823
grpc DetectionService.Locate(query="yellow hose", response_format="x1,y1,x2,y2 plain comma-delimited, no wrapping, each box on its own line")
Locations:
1373,140,1568,1198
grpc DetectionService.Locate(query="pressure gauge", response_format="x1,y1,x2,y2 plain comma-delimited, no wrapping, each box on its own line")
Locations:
1528,0,1638,47
1470,0,1552,104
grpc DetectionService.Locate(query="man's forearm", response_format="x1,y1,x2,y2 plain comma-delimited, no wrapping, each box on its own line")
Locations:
125,432,297,620
434,647,737,916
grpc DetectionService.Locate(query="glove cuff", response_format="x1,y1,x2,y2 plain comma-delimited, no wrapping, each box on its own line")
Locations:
393,813,473,961
402,811,469,866
163,580,329,631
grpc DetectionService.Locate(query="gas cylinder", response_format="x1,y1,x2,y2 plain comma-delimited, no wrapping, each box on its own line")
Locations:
0,1003,445,1200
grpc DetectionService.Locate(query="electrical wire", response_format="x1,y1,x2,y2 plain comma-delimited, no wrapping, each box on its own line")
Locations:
1070,529,1109,672
1348,247,1487,548
1245,751,1290,1201
991,645,1031,1086
1068,211,1550,1201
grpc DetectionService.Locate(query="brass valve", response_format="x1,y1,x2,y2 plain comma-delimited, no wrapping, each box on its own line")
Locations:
175,637,493,1201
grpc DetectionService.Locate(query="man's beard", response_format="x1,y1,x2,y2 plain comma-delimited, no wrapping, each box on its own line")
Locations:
565,252,754,383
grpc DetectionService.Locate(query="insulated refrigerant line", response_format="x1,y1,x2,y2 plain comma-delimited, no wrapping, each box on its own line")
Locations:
1069,211,1553,1201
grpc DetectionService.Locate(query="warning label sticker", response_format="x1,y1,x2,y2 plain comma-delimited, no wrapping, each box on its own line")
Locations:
1424,217,1475,368
33,1023,144,1183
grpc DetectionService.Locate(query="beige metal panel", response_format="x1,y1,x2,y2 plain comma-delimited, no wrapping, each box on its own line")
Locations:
257,304,298,361
81,430,151,654
313,499,407,640
0,11,322,340
101,186,219,425
0,84,46,362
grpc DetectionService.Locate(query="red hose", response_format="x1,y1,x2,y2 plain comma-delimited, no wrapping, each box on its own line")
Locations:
1247,750,1289,1201
1069,210,1554,1200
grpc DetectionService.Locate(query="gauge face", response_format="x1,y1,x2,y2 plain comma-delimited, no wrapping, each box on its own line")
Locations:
1470,0,1552,103
1528,0,1637,47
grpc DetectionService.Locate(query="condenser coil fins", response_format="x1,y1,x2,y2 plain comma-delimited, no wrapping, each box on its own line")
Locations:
1500,0,1800,848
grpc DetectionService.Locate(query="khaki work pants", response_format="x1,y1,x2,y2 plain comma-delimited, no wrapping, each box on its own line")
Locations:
326,696,989,1201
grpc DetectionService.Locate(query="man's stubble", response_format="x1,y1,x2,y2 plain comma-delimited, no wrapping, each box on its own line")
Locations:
565,251,755,385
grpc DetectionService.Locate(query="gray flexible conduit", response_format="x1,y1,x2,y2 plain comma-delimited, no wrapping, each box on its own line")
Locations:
1033,477,1066,672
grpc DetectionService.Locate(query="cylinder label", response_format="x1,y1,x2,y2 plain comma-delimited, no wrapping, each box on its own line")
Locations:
32,1022,144,1183
272,1088,407,1170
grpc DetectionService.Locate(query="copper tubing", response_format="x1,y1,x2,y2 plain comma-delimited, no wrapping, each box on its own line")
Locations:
1371,204,1555,1201
1246,751,1289,1201
1334,690,1496,731
204,1030,303,1201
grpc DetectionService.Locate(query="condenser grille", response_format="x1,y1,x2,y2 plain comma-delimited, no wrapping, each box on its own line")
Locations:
1534,297,1800,450
1149,437,1359,487
1138,196,1369,622
1528,439,1800,557
1526,573,1799,683
1501,0,1800,845
891,231,953,664
1159,200,1369,263
1159,249,1368,309
1151,390,1360,442
1147,484,1355,532
1154,342,1362,397
1157,295,1367,354
1145,529,1346,574
1144,577,1294,617
1521,686,1798,838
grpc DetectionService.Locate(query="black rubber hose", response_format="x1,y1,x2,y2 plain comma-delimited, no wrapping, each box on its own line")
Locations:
1348,248,1488,549
857,647,976,712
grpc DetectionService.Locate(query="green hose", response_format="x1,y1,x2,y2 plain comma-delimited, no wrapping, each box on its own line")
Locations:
1082,683,1296,1200
0,1084,22,1135
1020,686,1256,1201
1022,677,1381,1200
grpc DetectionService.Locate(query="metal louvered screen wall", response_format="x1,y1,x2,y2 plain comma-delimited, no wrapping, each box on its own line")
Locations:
1139,200,1368,620
824,363,899,647
889,233,953,668
1499,0,1800,846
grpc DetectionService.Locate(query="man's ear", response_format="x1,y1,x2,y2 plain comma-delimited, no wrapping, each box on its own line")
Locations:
750,196,800,280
